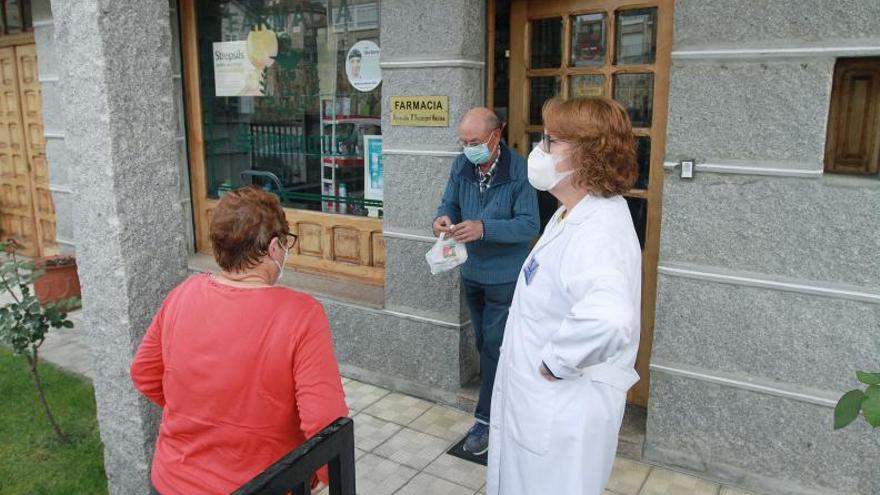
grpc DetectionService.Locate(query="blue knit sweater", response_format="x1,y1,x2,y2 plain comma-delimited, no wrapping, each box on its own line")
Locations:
435,144,539,284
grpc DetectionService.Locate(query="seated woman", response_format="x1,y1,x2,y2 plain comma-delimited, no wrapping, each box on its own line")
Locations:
131,185,348,495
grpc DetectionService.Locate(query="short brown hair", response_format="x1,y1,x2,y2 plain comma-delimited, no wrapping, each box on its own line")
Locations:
209,186,290,272
542,96,637,197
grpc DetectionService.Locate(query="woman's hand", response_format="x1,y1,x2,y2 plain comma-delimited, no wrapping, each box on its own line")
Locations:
539,362,560,382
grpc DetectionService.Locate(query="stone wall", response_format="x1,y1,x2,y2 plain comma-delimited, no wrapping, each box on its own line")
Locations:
647,1,880,494
49,1,189,493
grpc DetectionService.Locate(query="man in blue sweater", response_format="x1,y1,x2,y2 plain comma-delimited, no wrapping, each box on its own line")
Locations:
433,107,539,455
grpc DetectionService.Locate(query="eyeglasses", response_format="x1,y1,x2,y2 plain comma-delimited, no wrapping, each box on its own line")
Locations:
459,138,489,148
281,233,298,249
541,133,569,152
458,128,502,148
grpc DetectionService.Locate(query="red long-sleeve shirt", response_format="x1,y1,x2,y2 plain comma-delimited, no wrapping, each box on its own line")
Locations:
131,273,348,495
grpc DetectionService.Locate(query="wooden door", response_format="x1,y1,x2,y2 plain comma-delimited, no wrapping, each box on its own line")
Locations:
0,42,54,257
825,58,880,176
506,0,673,406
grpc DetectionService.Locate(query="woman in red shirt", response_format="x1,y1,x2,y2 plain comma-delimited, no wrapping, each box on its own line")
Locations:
131,186,348,494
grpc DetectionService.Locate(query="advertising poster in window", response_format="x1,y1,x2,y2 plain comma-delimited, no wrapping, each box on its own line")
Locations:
364,135,383,217
346,40,381,92
213,27,278,96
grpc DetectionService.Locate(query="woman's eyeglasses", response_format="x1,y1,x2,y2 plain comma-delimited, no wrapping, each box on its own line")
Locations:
541,133,568,152
282,233,298,249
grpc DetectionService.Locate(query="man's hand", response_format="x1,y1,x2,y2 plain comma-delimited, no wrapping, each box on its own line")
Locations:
433,216,453,236
450,220,484,243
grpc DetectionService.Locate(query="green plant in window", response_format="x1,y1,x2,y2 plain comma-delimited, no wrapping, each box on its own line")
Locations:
834,371,880,430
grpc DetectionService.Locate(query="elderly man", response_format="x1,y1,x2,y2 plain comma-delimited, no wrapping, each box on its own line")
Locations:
433,107,539,455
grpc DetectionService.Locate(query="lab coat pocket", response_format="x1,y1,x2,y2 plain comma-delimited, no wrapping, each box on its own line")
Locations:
506,364,558,456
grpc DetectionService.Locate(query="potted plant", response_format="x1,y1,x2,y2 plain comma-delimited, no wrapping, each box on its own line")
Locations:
0,239,80,442
34,254,81,307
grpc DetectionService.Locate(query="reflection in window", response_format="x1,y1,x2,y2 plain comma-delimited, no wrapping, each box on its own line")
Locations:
614,73,654,128
625,196,647,249
571,13,606,67
635,136,650,189
529,77,560,125
199,0,383,218
616,8,657,65
570,74,604,98
530,17,562,69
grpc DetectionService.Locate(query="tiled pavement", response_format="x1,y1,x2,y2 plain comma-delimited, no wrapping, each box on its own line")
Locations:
331,378,758,495
24,311,757,495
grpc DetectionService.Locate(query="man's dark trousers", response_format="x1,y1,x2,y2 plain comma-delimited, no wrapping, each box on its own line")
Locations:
463,278,517,423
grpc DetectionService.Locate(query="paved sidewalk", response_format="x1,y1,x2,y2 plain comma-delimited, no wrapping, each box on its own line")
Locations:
29,313,755,495
335,379,754,495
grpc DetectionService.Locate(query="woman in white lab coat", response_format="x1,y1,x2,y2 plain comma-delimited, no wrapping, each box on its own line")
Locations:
487,96,642,495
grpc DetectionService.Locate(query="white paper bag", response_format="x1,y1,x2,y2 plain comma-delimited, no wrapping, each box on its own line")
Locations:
425,233,468,275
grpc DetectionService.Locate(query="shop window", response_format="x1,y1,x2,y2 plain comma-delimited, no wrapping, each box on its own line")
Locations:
196,0,383,218
824,57,880,176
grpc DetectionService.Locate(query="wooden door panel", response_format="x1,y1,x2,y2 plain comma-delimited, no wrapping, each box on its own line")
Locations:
825,58,880,175
0,43,56,257
16,44,55,256
0,46,36,255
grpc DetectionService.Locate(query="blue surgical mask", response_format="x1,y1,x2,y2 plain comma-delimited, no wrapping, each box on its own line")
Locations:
463,142,493,165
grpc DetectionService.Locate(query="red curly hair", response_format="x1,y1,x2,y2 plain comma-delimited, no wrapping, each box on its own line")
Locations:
542,96,637,197
209,186,291,272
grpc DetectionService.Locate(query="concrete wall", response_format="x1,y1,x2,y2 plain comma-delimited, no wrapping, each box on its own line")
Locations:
647,1,880,494
37,0,194,256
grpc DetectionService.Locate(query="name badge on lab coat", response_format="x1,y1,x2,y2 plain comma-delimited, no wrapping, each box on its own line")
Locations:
523,257,539,285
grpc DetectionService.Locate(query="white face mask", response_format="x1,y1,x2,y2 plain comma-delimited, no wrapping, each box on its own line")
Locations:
272,243,290,285
527,145,573,191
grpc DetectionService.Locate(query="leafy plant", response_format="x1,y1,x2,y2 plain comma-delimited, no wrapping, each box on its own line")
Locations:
834,371,880,430
0,240,80,442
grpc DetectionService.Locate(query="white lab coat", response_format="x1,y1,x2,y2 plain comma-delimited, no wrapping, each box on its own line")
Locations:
486,194,642,495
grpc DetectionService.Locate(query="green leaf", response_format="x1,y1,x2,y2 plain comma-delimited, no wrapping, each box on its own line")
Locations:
856,371,880,385
834,390,865,430
62,320,74,329
866,385,880,399
862,395,880,428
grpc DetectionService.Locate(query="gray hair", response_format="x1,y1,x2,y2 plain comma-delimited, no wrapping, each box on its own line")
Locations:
484,112,501,132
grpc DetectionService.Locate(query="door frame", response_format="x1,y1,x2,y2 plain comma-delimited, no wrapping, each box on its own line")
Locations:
490,0,673,406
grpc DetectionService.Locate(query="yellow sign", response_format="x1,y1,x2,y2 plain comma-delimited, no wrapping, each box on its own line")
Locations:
390,96,449,127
